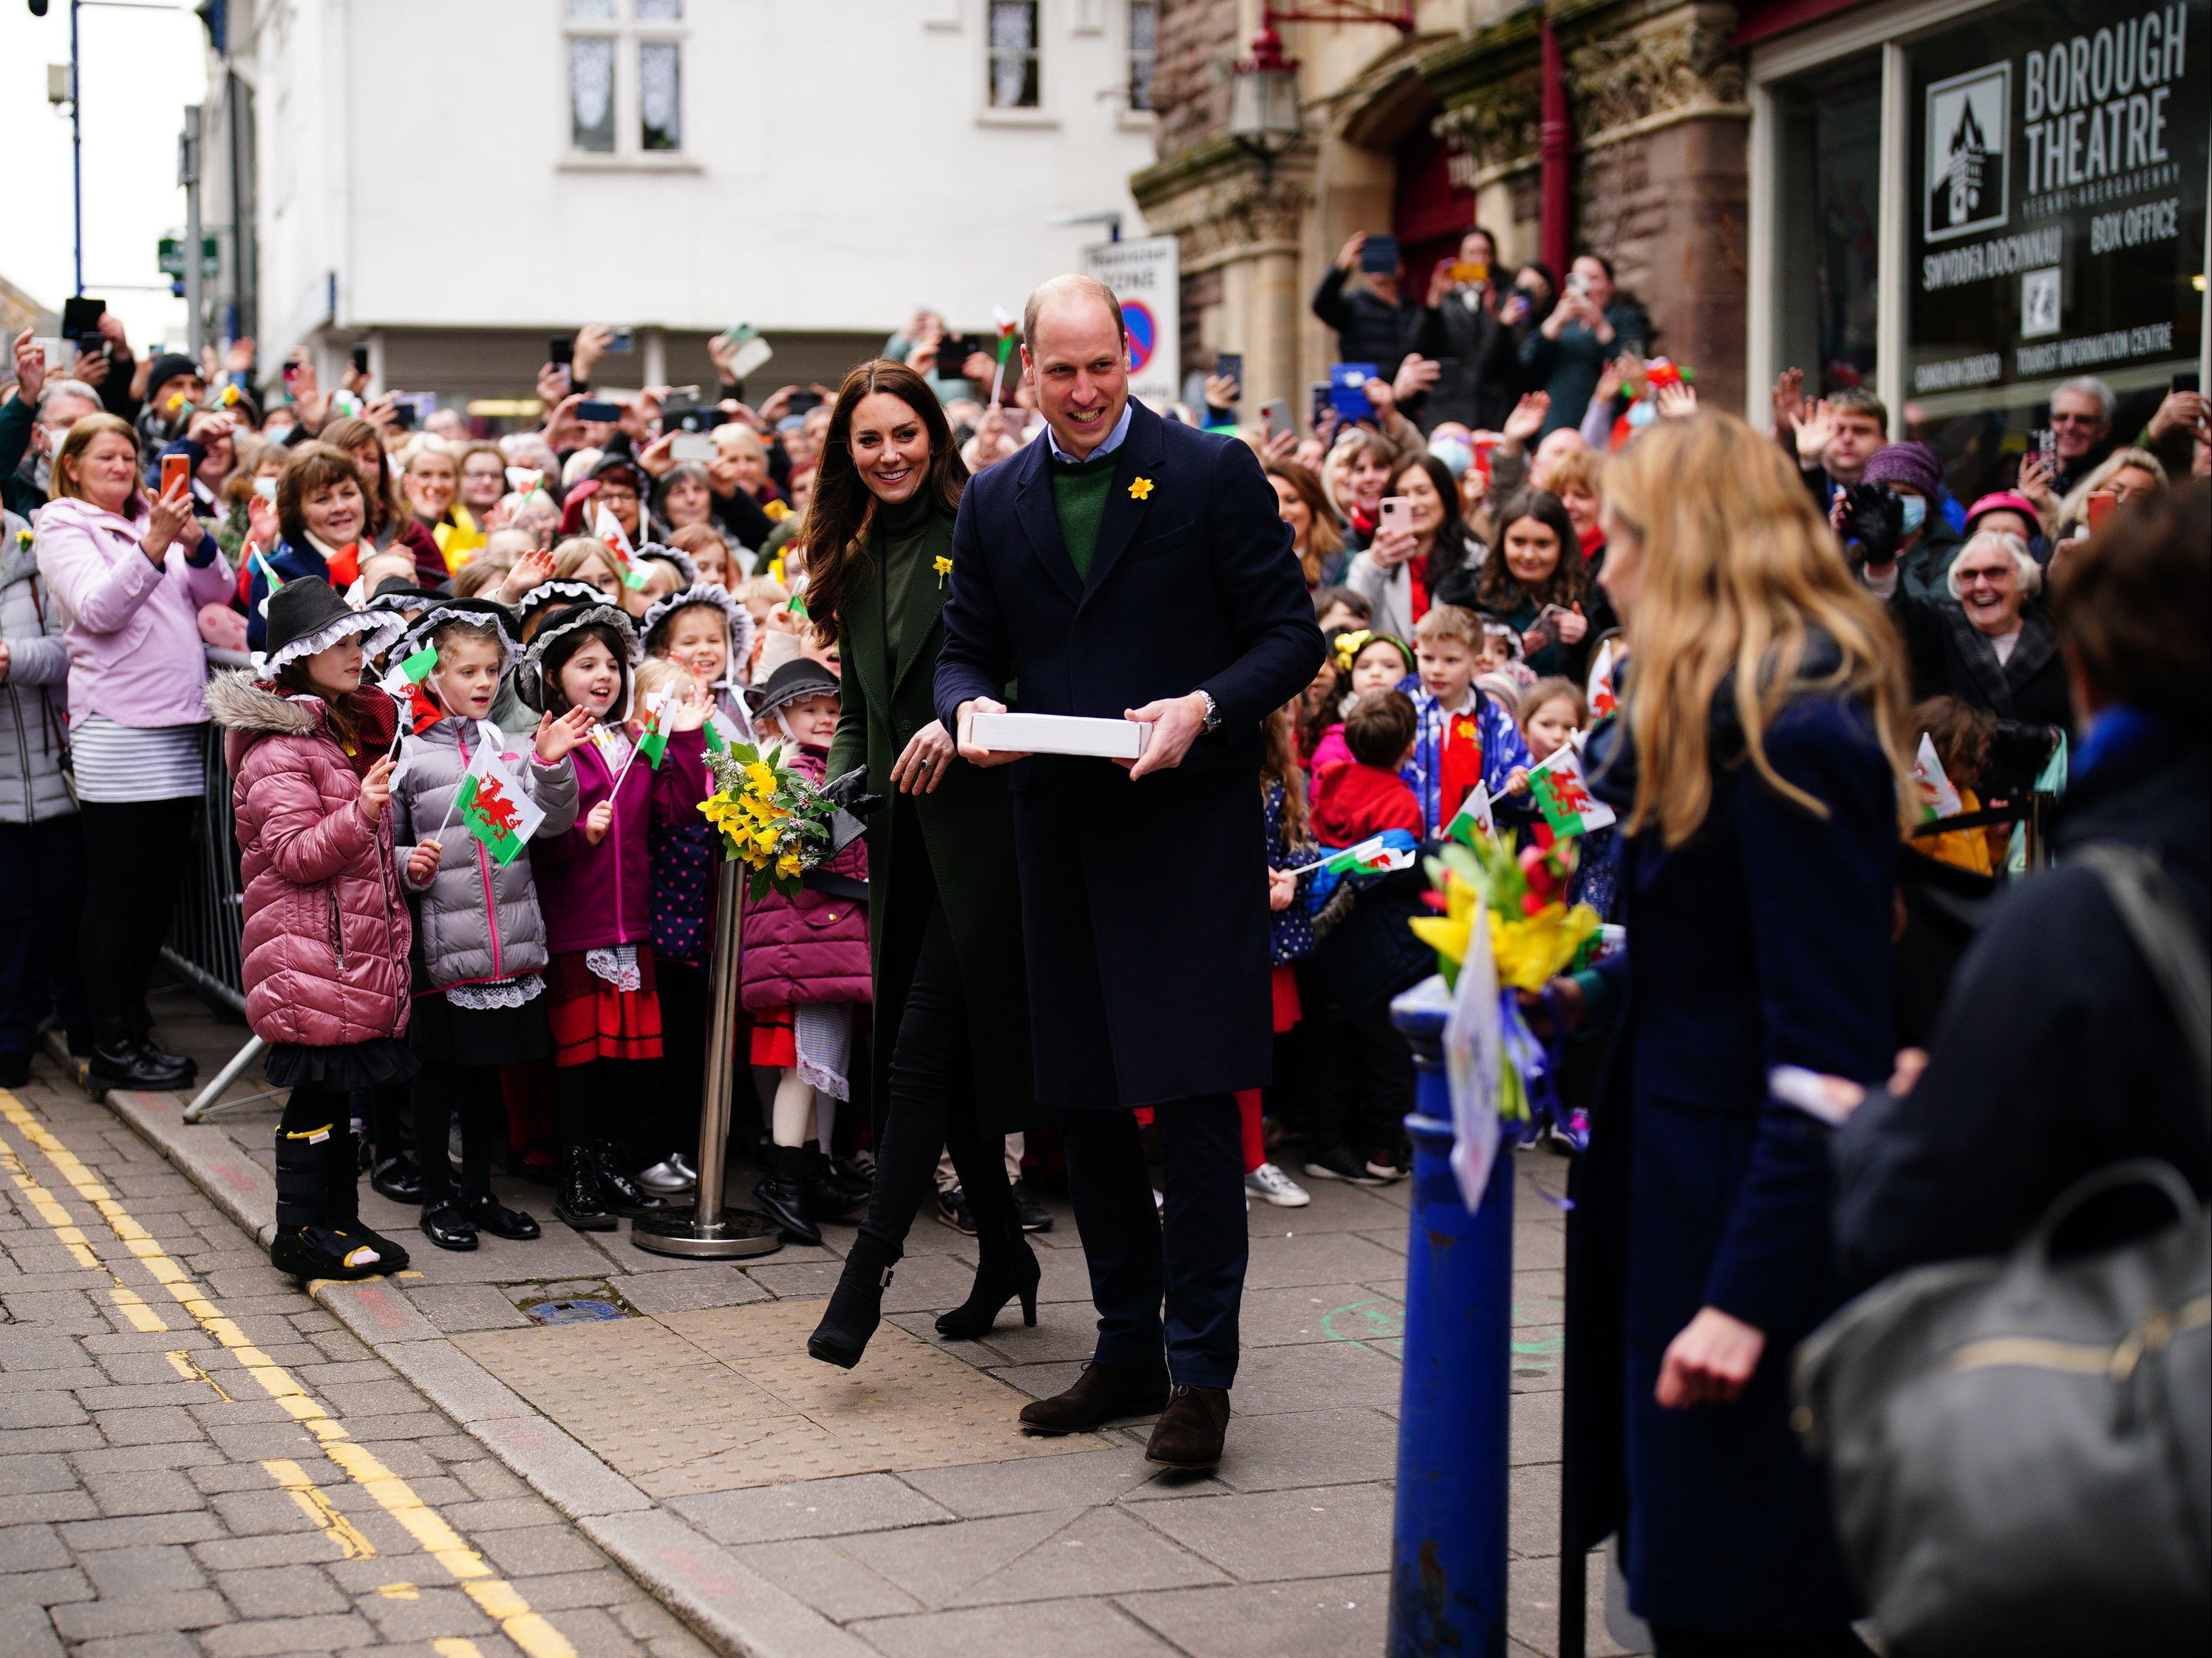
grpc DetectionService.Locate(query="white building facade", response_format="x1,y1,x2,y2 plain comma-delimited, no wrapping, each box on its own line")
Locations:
200,0,1163,406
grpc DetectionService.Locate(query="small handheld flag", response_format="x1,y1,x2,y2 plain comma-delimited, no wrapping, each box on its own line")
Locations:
455,751,545,866
635,690,670,771
1912,732,1962,822
1528,745,1616,837
1446,782,1495,847
1285,828,1420,879
593,505,648,590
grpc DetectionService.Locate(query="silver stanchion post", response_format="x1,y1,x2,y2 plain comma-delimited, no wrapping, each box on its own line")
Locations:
632,853,781,1258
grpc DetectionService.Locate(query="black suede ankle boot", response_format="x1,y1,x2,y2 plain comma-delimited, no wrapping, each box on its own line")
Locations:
935,1215,1040,1340
807,1234,901,1369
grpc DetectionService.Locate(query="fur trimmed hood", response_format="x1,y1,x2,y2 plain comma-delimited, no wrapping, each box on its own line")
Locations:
203,669,321,737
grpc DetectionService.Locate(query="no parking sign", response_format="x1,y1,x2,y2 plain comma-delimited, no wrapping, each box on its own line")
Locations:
1083,233,1180,406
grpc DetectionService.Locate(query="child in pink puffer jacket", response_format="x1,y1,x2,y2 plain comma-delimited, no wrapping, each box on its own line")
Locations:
739,657,870,1247
206,579,415,1286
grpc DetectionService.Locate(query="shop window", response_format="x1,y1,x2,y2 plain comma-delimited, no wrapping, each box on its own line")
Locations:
1129,1,1159,112
1773,55,1882,397
989,0,1042,109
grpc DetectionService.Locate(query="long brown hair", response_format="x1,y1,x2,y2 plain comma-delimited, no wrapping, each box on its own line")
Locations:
1264,458,1343,585
1603,413,1911,847
802,361,967,644
1476,490,1586,613
321,416,410,539
1261,705,1313,852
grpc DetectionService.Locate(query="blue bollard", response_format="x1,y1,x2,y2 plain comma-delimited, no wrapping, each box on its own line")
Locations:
1388,977,1515,1658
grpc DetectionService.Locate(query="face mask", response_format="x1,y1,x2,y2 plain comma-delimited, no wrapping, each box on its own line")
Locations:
1898,495,1927,535
31,451,54,494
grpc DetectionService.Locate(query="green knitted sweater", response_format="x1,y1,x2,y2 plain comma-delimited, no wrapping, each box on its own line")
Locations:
1048,449,1119,583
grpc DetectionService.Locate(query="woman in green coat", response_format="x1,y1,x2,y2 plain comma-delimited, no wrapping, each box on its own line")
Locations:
803,361,1041,1369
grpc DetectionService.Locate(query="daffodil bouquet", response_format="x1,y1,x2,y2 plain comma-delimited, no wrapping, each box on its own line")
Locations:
1409,829,1604,1125
698,742,839,899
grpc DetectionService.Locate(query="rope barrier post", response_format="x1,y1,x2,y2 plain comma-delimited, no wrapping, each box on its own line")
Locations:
1387,979,1514,1657
632,854,781,1258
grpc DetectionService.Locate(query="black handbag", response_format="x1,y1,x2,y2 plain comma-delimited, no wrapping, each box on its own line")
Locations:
1793,842,2211,1656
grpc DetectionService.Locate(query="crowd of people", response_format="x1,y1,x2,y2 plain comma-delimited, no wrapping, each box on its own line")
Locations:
2,231,2206,1645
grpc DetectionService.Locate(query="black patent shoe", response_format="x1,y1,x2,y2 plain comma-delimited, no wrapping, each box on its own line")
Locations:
86,1020,188,1093
131,1034,196,1083
591,1144,667,1218
552,1150,616,1232
370,1155,425,1205
418,1199,480,1252
465,1192,540,1241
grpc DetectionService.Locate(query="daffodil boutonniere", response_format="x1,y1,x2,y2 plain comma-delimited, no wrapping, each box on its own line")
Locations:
1129,477,1155,501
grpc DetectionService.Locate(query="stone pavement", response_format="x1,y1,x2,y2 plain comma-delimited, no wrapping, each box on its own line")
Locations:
7,980,1641,1657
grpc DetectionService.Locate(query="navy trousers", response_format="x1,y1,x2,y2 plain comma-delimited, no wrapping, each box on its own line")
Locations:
1060,1093,1248,1391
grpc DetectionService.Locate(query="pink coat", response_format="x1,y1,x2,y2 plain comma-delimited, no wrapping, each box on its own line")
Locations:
739,747,870,1011
34,494,235,729
207,674,412,1048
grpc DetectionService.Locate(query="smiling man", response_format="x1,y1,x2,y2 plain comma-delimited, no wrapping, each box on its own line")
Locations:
935,274,1324,1470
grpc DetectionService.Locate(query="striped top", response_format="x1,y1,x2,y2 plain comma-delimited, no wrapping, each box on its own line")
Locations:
70,715,206,804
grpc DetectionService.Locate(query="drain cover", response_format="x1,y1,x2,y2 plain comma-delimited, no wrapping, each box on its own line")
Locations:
524,1297,628,1325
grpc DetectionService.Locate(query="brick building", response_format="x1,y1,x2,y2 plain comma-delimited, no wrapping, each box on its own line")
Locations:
1130,0,2208,471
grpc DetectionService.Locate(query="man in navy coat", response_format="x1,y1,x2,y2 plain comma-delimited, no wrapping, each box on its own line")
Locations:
936,275,1325,1467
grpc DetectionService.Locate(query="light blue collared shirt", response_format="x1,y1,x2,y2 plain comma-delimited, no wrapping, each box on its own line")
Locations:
1043,400,1134,465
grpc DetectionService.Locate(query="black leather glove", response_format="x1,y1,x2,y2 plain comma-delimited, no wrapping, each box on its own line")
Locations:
820,768,885,816
1840,482,1905,566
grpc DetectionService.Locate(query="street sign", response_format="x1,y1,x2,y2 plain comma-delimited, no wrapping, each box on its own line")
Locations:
1083,233,1180,407
157,236,219,279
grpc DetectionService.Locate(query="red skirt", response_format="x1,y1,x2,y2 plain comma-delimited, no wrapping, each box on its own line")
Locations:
545,948,663,1068
749,1004,795,1068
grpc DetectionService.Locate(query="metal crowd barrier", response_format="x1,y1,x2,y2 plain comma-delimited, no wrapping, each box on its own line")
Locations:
162,723,268,1122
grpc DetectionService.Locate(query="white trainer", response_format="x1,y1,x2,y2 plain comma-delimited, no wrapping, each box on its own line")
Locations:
1244,1162,1312,1208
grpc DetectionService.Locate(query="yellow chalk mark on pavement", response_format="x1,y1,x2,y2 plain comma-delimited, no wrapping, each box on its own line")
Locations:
264,1459,379,1560
0,1091,576,1658
166,1348,233,1400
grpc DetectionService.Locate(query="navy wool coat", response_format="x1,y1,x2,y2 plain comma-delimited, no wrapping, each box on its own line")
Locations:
933,400,1326,1110
1565,679,1897,1634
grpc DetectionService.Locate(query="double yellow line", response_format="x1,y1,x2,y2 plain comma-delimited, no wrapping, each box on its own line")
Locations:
0,1091,574,1658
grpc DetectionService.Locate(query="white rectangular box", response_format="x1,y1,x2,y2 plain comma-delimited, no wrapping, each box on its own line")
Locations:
967,711,1150,760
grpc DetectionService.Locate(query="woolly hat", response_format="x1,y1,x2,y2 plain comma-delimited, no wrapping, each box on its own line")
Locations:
746,655,840,721
397,597,523,672
1863,442,1944,498
143,352,201,411
1964,491,2041,531
256,577,404,676
641,582,754,666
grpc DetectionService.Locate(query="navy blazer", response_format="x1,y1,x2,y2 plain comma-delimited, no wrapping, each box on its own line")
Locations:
932,401,1325,1108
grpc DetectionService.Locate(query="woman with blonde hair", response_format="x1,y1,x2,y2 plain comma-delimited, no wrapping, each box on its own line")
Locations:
2050,444,2165,542
1564,411,1908,1656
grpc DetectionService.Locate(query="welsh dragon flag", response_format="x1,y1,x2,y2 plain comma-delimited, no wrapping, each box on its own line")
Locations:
1529,743,1616,837
1911,732,1962,822
593,504,648,590
1293,828,1419,878
453,747,544,866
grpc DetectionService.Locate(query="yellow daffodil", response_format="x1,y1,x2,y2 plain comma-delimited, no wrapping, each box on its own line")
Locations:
1129,477,1155,501
1488,902,1602,991
776,851,804,878
743,762,778,795
1408,872,1479,972
933,553,953,589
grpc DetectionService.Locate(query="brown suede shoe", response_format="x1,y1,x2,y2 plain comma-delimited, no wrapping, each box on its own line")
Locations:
1144,1384,1231,1469
1018,1361,1171,1434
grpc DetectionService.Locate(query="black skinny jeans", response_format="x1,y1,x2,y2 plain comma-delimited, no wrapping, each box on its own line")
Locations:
76,797,196,1029
858,895,1018,1255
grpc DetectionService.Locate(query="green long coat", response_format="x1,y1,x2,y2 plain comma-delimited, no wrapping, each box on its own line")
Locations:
824,505,1040,1134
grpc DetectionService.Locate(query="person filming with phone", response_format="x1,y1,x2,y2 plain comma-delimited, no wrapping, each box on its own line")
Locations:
1312,233,1420,382
1521,253,1648,437
1418,228,1520,432
33,414,233,1094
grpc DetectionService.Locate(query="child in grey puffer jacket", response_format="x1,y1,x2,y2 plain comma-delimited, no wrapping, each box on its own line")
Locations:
0,511,89,1084
388,601,592,1252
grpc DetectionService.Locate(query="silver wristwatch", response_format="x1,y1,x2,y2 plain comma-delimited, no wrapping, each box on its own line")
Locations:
1194,689,1222,733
